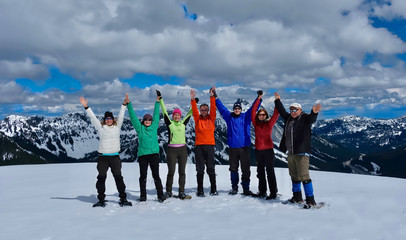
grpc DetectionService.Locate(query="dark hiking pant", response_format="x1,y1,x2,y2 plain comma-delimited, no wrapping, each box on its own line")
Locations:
195,145,216,193
255,148,278,195
138,153,164,198
166,146,187,193
96,155,127,201
228,147,251,190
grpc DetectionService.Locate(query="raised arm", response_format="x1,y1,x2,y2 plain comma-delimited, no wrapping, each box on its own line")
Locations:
116,95,128,129
152,99,161,128
190,89,200,122
127,101,142,133
274,92,290,121
215,98,231,121
80,97,102,131
251,96,262,127
209,87,216,119
268,105,279,127
181,108,193,125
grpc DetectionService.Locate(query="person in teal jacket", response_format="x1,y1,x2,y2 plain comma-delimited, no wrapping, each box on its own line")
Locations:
125,92,165,203
159,91,193,200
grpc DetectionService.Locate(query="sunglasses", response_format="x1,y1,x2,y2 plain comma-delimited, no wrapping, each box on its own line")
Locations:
144,119,152,121
234,108,241,110
290,108,299,113
258,113,266,116
105,117,113,120
200,109,209,112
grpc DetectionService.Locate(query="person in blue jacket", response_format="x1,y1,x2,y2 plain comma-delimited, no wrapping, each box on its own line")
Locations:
214,87,261,195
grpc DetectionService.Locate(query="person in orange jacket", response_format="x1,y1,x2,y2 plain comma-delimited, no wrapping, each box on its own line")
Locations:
190,87,218,196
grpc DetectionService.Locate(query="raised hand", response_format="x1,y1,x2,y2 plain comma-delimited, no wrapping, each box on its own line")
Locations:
257,90,263,99
79,97,88,108
210,86,217,98
190,89,196,100
124,93,130,105
313,103,322,113
156,90,162,100
274,92,281,100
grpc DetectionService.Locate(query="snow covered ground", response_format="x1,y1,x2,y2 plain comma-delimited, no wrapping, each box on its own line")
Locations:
0,163,405,240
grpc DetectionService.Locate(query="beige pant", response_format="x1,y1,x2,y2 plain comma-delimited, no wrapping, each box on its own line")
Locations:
287,154,311,182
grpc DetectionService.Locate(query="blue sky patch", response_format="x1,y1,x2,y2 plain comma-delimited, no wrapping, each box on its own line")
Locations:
16,66,82,93
122,73,184,88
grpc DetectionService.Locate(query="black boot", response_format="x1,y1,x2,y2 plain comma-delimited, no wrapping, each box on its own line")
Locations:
209,174,218,195
288,191,303,203
305,195,317,206
196,173,205,197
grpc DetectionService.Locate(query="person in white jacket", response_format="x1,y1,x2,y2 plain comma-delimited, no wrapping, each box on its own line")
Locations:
80,96,132,207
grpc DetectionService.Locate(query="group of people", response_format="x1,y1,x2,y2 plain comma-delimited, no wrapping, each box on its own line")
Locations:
79,86,321,208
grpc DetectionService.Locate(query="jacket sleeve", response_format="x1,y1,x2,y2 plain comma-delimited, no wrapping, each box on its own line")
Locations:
305,110,318,124
215,98,231,122
209,96,216,122
127,102,142,133
268,105,280,127
116,104,126,129
159,98,172,127
251,97,261,127
85,107,102,132
245,97,261,122
274,99,290,121
152,101,161,128
191,99,200,123
182,108,193,126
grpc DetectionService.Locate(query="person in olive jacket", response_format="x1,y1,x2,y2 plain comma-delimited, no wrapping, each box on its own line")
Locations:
274,92,321,207
125,92,165,203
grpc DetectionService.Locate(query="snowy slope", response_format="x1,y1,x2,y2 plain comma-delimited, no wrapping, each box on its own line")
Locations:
0,163,405,240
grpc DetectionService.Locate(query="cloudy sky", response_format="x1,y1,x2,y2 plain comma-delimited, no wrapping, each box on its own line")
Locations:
1,0,406,120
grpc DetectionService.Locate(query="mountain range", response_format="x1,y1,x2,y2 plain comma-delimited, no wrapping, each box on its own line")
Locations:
1,99,405,178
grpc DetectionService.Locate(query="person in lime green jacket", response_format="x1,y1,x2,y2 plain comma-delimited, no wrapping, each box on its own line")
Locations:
159,91,193,200
125,92,165,203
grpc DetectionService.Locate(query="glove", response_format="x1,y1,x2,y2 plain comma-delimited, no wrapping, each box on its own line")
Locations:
210,87,217,98
195,97,199,104
257,90,263,96
156,90,162,99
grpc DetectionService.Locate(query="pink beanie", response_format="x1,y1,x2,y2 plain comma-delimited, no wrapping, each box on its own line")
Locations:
173,108,182,117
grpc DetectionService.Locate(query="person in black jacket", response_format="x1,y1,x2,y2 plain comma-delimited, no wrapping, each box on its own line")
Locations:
274,92,321,207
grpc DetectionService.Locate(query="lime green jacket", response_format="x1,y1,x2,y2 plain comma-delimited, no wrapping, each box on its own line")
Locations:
160,99,193,145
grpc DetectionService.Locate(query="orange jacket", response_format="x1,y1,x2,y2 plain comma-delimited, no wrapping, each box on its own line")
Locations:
191,96,216,145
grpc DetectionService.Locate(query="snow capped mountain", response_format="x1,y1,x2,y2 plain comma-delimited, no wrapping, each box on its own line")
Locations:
1,104,404,178
313,115,406,153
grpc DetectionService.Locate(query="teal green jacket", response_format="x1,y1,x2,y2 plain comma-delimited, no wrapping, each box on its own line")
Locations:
127,101,160,157
160,99,193,145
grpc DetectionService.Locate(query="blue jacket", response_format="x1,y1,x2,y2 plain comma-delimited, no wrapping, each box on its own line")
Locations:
216,98,261,148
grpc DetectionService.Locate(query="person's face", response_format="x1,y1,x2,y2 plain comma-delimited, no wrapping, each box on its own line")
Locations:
105,117,114,126
290,107,302,118
173,113,181,122
258,111,266,120
200,106,209,117
143,119,152,127
233,107,242,116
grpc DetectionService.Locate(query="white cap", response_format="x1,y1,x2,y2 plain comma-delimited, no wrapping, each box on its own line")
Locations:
290,103,302,109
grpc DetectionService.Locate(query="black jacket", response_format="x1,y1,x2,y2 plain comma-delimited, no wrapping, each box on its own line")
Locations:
274,99,318,154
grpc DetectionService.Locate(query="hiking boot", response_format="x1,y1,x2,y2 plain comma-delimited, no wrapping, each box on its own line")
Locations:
138,196,147,202
228,188,238,195
158,195,166,203
252,192,267,198
266,193,278,200
305,196,317,206
288,191,303,203
243,189,254,196
178,192,187,200
165,191,173,198
210,191,219,196
92,200,106,208
119,198,132,207
196,191,206,197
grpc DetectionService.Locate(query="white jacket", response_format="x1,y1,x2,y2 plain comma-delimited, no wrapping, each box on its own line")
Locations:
86,105,126,154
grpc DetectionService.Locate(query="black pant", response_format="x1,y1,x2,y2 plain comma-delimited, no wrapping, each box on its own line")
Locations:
255,149,278,195
139,154,164,198
96,155,127,201
195,145,215,175
195,145,217,192
229,147,251,188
